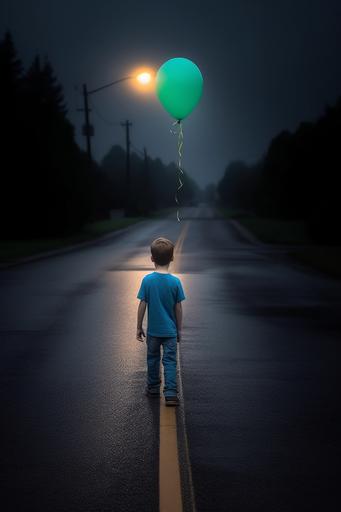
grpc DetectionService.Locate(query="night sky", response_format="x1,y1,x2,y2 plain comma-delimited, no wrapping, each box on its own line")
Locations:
1,0,341,188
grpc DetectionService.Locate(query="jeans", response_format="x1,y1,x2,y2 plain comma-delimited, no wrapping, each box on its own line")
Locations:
146,334,178,397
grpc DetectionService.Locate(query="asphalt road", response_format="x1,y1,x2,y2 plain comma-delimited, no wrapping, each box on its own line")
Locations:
1,204,341,511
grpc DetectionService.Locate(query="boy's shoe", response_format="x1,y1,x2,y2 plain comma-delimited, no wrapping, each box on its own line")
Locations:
165,396,180,406
146,386,160,397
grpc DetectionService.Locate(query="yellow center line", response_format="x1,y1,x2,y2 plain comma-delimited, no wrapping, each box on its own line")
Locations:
159,220,191,512
173,220,190,273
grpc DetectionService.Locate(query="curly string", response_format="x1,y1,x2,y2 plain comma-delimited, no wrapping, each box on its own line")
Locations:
170,119,184,222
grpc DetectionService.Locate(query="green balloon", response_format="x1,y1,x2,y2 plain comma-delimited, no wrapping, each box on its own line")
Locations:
155,57,203,121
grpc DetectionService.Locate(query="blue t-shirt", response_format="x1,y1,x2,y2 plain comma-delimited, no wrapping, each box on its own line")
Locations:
137,271,186,337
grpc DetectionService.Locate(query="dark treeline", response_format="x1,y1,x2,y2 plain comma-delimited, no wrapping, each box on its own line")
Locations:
217,97,341,244
0,31,96,239
0,30,201,240
100,145,201,215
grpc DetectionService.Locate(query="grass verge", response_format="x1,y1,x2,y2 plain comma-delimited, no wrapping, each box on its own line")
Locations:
218,206,341,279
148,207,177,218
0,217,144,265
288,247,341,279
237,217,312,245
218,207,311,244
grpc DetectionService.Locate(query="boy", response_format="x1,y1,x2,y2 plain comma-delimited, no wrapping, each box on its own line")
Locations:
136,237,186,406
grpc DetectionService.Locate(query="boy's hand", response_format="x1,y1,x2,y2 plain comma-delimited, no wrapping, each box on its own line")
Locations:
177,331,182,343
136,327,146,342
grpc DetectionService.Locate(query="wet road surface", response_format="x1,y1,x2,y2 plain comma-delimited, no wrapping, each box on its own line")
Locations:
1,204,341,511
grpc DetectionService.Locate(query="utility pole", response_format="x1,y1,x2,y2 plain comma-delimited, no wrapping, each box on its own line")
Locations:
79,84,94,164
77,76,133,167
143,147,150,216
121,120,132,216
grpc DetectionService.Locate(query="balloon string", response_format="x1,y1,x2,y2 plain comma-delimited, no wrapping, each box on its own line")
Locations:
170,119,184,222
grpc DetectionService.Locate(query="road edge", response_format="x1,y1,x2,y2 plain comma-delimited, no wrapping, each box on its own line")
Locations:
228,219,264,245
0,218,152,270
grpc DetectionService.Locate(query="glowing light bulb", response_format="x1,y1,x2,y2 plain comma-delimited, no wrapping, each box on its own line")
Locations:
137,72,151,85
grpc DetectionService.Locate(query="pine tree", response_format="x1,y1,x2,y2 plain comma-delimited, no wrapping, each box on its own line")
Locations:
20,52,94,237
0,30,24,102
0,30,25,238
23,54,67,118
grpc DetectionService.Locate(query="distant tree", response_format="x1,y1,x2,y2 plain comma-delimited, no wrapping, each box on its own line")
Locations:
0,31,25,237
23,55,67,116
217,160,260,212
16,54,94,236
100,145,201,215
203,182,217,204
0,34,98,239
257,130,294,217
217,95,341,244
304,99,341,244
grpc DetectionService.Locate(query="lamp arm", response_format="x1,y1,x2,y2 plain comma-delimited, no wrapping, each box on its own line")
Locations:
88,75,133,95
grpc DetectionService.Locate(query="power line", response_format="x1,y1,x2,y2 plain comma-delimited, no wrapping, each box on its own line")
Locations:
121,120,132,216
130,141,145,158
79,93,118,126
87,95,122,127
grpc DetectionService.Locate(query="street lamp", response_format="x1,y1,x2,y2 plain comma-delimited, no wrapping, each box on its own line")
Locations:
80,70,154,163
136,72,152,85
79,68,154,217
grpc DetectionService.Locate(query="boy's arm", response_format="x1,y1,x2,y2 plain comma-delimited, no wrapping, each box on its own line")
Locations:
175,302,183,343
136,300,147,342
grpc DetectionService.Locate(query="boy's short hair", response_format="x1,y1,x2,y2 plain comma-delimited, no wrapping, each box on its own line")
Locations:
151,237,174,266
